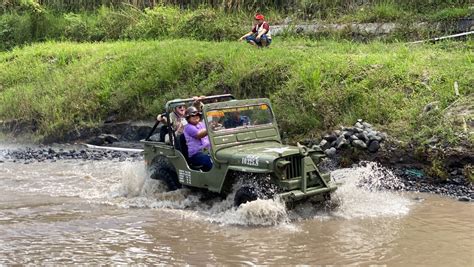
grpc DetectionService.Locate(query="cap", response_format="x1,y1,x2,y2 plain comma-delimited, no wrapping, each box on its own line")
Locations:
255,14,264,20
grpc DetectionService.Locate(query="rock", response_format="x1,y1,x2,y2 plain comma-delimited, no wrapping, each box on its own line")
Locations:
104,115,117,123
377,132,388,141
349,135,359,142
335,136,349,149
323,133,337,142
362,122,372,129
423,101,439,113
427,136,439,144
356,132,369,142
343,131,353,138
355,122,363,129
353,139,367,149
324,147,337,158
357,119,363,123
352,127,363,134
100,134,119,144
457,196,470,202
368,140,380,153
87,136,105,146
319,139,331,150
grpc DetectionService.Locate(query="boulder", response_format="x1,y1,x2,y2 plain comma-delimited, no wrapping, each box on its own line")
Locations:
353,139,367,149
362,122,373,129
368,140,380,153
319,139,332,150
336,136,349,149
99,134,119,144
323,133,338,142
349,135,359,142
324,147,337,158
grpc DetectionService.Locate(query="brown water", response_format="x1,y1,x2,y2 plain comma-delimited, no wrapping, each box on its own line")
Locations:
0,151,473,265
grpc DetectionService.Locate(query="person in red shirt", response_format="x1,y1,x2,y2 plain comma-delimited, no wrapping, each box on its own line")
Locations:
239,13,272,47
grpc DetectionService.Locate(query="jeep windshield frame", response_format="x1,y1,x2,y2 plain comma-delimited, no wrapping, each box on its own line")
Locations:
203,98,282,159
205,103,274,133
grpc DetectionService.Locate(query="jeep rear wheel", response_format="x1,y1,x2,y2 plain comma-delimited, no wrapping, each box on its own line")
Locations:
149,157,181,191
234,186,259,206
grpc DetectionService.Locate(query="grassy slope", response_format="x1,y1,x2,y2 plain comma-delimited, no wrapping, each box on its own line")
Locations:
0,39,472,143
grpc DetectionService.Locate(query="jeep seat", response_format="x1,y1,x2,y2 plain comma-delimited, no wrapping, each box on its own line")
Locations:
178,134,203,170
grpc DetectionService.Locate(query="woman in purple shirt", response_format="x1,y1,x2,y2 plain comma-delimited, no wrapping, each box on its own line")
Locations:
183,106,212,171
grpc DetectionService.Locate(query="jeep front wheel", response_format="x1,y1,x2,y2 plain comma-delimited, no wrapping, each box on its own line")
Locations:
234,186,259,206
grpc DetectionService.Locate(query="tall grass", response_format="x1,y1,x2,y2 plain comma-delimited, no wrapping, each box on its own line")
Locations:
0,39,472,143
4,0,467,13
1,3,472,51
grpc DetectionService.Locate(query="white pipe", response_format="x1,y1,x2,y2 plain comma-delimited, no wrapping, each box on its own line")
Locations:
84,144,144,153
411,31,474,44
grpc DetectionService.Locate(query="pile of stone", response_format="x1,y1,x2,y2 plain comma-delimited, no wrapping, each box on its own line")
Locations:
2,147,142,163
320,119,387,157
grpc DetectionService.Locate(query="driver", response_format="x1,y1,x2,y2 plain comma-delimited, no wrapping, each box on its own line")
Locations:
223,110,249,129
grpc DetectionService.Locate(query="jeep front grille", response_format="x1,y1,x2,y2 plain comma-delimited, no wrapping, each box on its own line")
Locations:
285,155,302,179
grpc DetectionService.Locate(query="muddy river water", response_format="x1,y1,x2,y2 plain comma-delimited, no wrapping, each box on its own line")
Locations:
0,149,473,265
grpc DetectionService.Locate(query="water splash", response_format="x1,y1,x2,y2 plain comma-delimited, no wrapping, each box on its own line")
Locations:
1,157,412,226
205,198,289,226
329,162,412,219
103,161,411,224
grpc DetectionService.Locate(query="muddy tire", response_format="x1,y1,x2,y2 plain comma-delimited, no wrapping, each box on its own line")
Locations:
234,186,259,206
150,157,181,191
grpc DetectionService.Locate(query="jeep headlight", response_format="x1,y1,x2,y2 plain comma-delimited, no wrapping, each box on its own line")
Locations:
276,159,290,179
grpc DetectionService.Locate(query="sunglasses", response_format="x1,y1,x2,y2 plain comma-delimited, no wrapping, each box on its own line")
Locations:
176,105,186,110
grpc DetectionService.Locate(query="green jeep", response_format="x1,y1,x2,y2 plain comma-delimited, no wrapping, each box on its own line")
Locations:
142,94,337,206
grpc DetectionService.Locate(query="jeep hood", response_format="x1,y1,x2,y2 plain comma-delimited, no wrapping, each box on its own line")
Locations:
214,142,300,170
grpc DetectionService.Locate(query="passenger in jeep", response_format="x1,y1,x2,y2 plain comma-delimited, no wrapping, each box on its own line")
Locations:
156,104,187,142
183,106,213,171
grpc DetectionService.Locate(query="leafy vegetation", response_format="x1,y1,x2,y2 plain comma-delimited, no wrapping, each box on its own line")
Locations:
1,1,472,50
0,39,472,144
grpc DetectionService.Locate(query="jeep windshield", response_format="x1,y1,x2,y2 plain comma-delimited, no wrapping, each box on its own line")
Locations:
206,104,273,132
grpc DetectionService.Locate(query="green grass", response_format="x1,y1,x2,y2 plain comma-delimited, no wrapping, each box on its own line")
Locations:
428,7,474,21
0,38,472,144
1,3,472,51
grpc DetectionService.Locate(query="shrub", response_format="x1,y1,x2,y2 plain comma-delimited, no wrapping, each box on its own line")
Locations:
63,13,91,41
122,6,179,40
428,7,473,21
0,13,33,50
176,8,242,41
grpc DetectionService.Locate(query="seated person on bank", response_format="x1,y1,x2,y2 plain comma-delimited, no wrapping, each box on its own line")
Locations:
223,111,250,129
238,13,272,47
183,106,212,171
